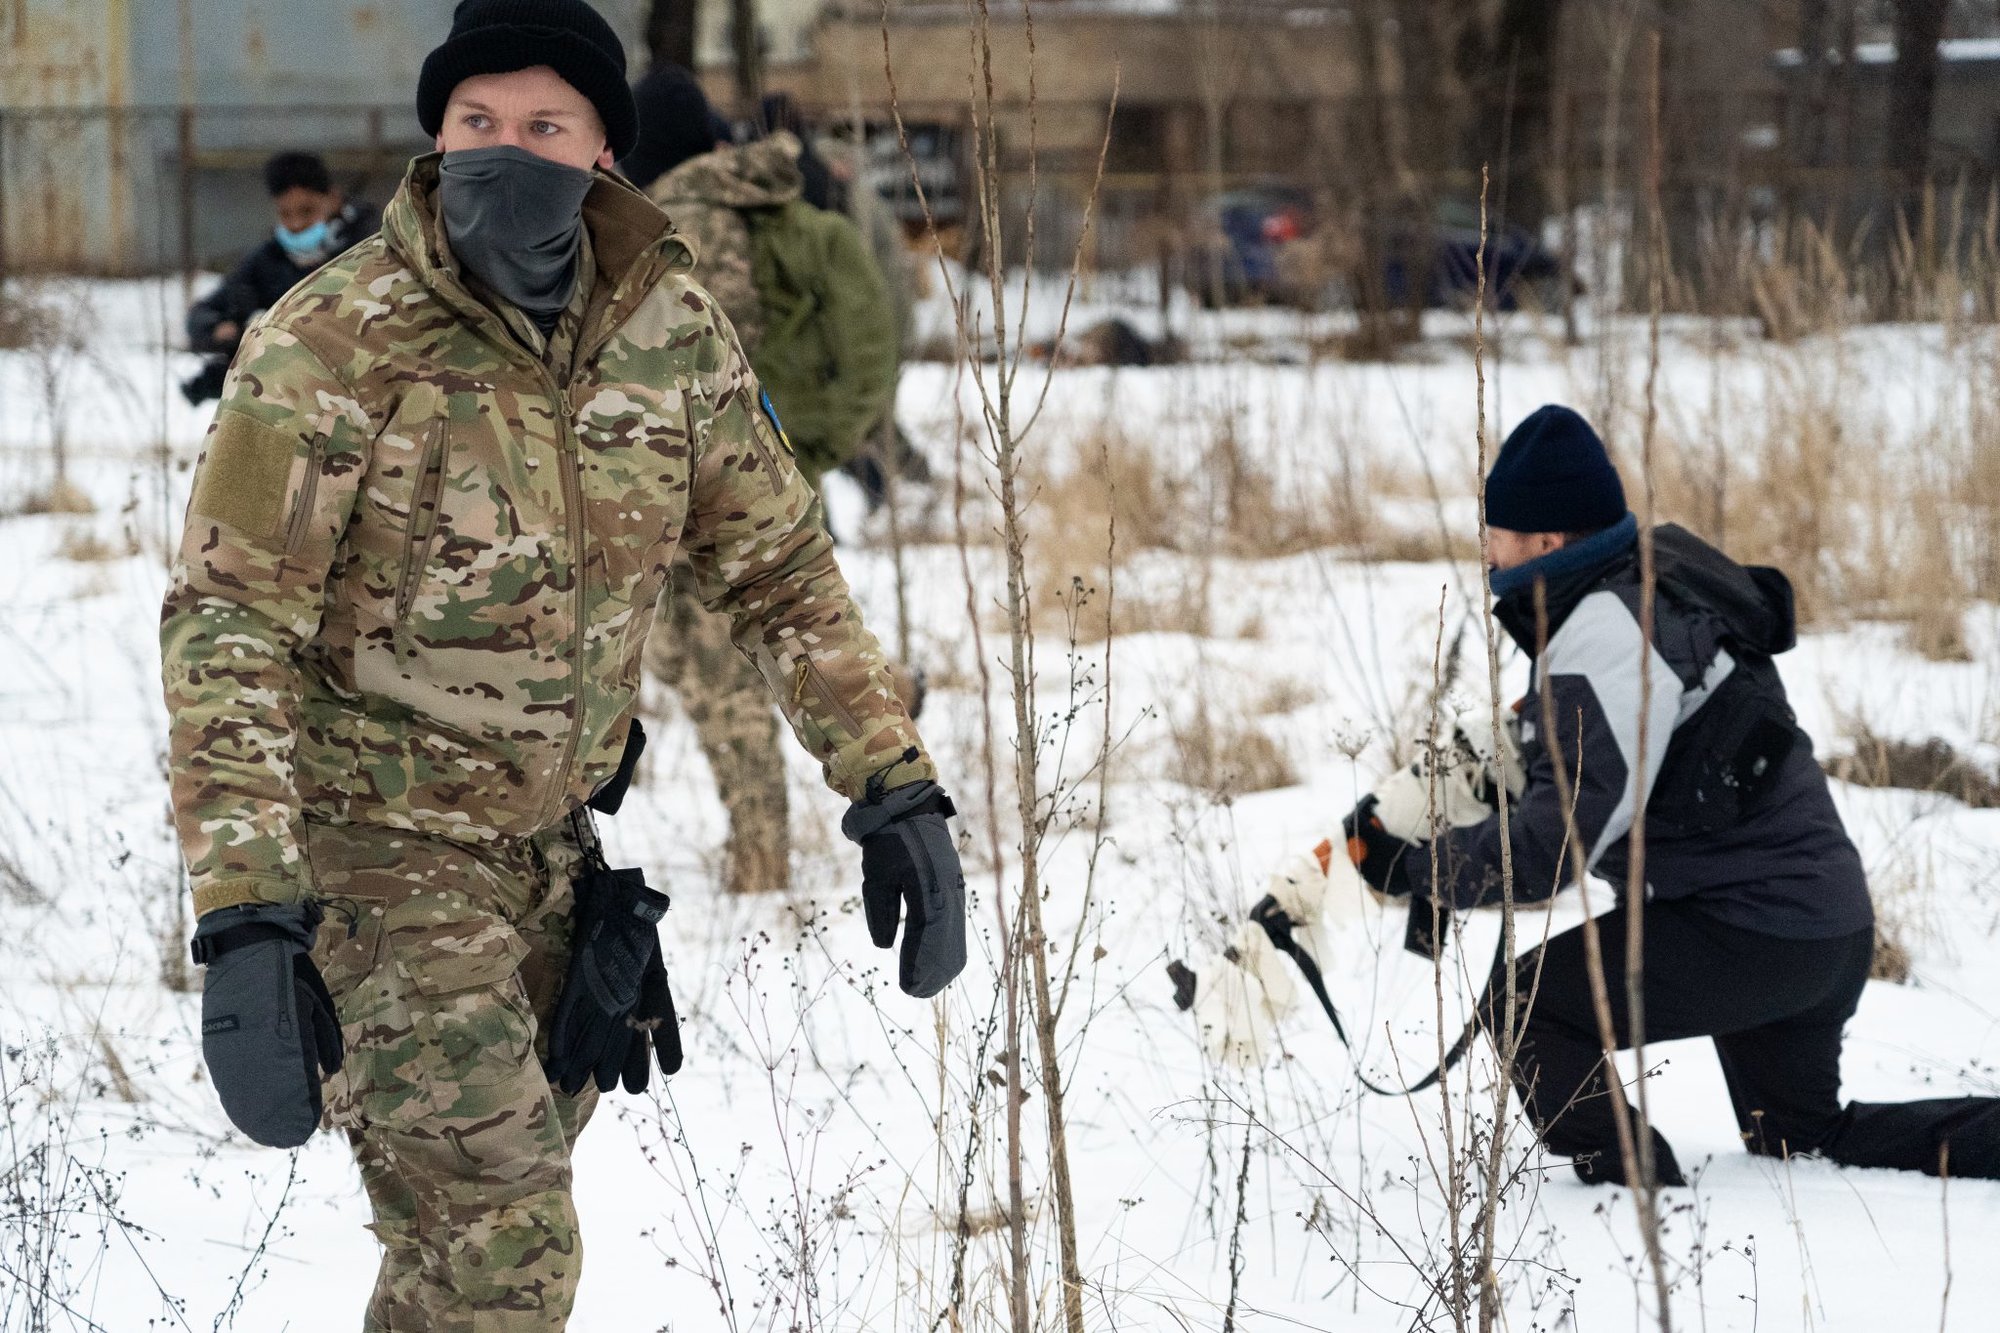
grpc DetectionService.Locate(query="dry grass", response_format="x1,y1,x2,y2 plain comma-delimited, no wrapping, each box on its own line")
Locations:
18,482,96,517
54,527,128,563
1251,674,1317,716
0,291,38,351
1864,848,1953,985
1827,721,1996,978
1871,922,1915,984
1630,339,1987,654
1167,700,1300,799
1016,421,1464,646
1104,587,1213,640
1902,597,1972,664
1616,204,2000,659
1825,728,2000,809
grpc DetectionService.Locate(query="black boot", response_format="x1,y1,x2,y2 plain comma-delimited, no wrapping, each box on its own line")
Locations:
1572,1130,1688,1188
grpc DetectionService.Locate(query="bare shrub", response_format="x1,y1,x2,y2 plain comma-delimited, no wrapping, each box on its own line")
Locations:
17,481,96,517
55,527,128,563
9,279,103,494
0,1035,185,1330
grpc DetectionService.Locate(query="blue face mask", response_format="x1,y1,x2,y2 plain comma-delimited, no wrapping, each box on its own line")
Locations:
275,218,331,260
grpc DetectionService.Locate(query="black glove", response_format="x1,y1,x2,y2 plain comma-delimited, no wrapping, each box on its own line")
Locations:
618,946,683,1094
191,900,343,1149
1342,794,1417,896
179,358,230,406
545,863,682,1097
841,779,967,998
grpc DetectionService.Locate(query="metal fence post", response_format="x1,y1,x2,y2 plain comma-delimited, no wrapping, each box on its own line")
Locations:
0,109,10,284
178,105,196,301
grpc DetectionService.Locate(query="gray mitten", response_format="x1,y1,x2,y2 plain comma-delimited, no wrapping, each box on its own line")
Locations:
191,900,343,1148
842,780,967,998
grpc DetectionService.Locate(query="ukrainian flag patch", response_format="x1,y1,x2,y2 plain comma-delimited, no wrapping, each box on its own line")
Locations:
759,389,794,456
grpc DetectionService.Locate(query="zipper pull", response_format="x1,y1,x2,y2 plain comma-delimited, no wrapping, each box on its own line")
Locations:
792,657,812,707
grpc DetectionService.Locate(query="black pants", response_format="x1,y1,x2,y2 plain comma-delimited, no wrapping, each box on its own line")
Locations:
1484,901,2000,1185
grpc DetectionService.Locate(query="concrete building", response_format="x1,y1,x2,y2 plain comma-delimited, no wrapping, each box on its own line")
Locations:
1774,38,2000,184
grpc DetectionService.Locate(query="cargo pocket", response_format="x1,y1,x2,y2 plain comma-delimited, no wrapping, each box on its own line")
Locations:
311,901,391,1130
386,910,535,1092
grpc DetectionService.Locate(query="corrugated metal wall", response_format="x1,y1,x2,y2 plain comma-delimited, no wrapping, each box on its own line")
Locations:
1,0,647,274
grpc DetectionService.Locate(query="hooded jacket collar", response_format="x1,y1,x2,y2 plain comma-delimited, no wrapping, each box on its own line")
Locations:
1491,514,1639,656
382,153,694,361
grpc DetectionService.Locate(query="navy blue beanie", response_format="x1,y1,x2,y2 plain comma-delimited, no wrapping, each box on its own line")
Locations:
1484,405,1626,534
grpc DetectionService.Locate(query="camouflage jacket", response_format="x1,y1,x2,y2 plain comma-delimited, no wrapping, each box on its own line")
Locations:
163,154,932,918
645,135,802,353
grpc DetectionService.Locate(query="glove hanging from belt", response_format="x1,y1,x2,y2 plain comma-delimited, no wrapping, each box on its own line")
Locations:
545,855,683,1096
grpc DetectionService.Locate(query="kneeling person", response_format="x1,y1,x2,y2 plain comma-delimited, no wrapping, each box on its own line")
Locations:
1351,404,2000,1186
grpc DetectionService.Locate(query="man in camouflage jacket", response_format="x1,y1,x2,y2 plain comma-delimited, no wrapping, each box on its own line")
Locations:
162,3,963,1328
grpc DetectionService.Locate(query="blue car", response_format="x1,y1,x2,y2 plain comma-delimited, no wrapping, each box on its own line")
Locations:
1189,186,1571,311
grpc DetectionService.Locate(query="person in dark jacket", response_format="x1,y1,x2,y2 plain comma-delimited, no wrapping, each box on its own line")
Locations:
180,151,380,405
1351,404,2000,1188
618,61,726,191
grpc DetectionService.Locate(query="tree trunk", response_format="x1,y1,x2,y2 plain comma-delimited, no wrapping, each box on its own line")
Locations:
1790,0,1832,171
730,0,763,117
1467,0,1564,231
1347,0,1418,348
644,0,698,72
1886,0,1949,202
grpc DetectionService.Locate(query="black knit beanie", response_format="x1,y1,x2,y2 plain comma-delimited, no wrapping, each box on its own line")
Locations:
1484,405,1627,534
620,63,722,190
418,0,638,159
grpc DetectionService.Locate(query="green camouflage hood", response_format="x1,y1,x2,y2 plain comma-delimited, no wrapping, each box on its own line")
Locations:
655,135,805,213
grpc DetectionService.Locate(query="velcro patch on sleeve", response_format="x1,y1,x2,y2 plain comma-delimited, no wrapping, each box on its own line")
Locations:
189,409,300,541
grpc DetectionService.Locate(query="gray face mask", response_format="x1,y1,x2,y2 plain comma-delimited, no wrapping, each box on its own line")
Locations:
437,145,595,324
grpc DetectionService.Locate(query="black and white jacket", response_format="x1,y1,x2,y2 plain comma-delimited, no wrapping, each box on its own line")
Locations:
1401,521,1874,940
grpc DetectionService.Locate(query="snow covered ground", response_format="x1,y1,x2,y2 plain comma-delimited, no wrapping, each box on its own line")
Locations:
1,276,1997,1331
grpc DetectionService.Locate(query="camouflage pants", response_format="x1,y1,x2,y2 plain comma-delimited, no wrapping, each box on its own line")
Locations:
306,818,599,1332
647,567,790,893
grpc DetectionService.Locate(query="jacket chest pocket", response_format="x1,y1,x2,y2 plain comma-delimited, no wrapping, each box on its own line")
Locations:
577,432,692,609
384,411,554,648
